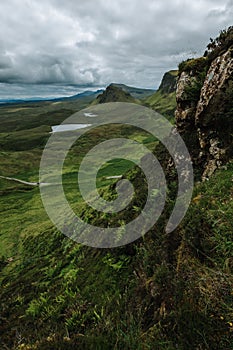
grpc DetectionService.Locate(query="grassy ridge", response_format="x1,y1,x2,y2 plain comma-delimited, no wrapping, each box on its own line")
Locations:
1,156,233,349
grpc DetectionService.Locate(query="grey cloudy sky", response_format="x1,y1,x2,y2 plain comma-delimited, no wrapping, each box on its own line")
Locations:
0,0,232,88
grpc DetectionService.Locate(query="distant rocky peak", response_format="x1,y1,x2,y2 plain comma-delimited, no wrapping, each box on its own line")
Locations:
93,84,135,104
158,70,178,93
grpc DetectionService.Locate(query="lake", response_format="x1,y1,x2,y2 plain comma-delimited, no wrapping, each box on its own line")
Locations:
51,124,92,133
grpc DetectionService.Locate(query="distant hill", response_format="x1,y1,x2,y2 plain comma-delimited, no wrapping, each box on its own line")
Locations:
62,89,104,101
0,89,104,106
92,84,136,104
92,76,177,120
109,83,155,99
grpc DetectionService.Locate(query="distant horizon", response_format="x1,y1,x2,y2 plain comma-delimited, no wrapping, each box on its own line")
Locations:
1,1,232,91
0,82,104,102
0,81,158,102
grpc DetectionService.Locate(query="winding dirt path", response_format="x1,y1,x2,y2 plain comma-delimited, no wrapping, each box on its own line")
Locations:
0,176,50,187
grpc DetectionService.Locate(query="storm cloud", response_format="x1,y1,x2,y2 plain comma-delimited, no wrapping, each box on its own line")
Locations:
0,0,232,88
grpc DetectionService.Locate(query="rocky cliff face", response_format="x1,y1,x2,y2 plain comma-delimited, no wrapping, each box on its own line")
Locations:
195,49,233,179
175,43,233,180
144,70,177,119
158,70,178,93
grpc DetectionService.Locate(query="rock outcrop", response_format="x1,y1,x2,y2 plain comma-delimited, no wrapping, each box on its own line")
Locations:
175,70,202,175
175,36,233,180
158,70,178,94
195,49,233,179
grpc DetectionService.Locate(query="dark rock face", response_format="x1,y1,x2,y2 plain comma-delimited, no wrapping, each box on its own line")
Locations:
195,49,233,179
175,71,203,176
175,48,233,180
159,71,178,94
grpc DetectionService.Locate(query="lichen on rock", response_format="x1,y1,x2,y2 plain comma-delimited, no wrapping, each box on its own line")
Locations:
175,41,233,180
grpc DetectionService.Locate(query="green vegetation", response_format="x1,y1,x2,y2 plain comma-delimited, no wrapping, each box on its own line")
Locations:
143,90,177,121
179,26,233,78
168,70,178,77
178,57,208,104
142,70,178,121
0,97,97,183
1,41,233,348
178,57,208,75
183,71,207,103
205,26,233,62
1,138,233,349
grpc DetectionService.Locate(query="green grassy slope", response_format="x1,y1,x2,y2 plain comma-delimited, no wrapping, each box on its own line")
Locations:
0,64,233,349
0,99,158,255
142,70,178,121
0,95,99,133
0,145,233,349
144,90,177,121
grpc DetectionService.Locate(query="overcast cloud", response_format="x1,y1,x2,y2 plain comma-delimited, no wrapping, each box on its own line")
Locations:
0,0,232,88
